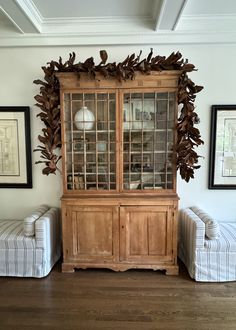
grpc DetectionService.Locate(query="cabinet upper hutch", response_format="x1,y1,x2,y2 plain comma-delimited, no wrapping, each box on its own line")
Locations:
57,71,180,275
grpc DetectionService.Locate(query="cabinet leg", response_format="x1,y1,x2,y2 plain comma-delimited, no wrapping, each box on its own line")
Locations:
165,266,179,275
61,263,75,273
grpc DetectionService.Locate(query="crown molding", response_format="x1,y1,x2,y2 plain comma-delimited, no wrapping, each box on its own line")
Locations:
40,16,153,34
1,0,236,47
1,30,236,47
177,14,236,31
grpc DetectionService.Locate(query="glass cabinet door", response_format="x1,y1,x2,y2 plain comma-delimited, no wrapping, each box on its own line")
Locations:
123,92,176,190
64,92,116,191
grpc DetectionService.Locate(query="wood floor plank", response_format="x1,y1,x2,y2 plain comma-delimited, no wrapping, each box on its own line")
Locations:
0,261,235,330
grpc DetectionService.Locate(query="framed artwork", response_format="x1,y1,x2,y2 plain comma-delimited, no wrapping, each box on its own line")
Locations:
209,105,236,189
0,106,32,188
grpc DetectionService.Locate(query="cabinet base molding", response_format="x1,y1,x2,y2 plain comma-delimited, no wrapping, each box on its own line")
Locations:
62,262,179,275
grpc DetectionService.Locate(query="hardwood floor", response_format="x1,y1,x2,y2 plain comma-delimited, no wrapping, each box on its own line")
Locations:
0,260,235,330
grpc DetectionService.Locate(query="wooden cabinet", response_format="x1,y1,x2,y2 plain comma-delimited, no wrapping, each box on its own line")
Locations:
57,71,180,275
62,198,178,274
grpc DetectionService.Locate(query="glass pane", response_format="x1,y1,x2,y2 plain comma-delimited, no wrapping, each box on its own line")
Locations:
65,92,117,191
97,101,108,122
72,94,83,100
84,94,95,100
109,93,115,100
97,93,108,100
109,122,115,130
122,91,176,190
156,93,168,100
64,93,71,101
110,163,116,173
109,101,116,121
144,92,155,99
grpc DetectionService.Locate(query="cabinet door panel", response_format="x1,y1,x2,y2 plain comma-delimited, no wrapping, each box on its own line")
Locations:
63,205,119,262
122,91,176,191
148,212,167,255
120,206,173,263
62,91,118,193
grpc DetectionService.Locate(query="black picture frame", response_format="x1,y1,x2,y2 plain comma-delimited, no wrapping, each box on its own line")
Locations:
209,105,236,189
0,106,32,188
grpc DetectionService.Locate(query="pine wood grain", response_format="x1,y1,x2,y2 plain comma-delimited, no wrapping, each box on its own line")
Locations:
58,70,180,275
0,261,235,330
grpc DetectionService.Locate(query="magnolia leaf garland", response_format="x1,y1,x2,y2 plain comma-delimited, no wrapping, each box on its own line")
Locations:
33,49,203,182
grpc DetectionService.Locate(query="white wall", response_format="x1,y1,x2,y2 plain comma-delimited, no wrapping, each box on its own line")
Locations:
0,44,236,220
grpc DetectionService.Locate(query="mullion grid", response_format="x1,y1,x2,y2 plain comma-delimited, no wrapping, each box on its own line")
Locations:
82,93,87,190
140,94,144,189
164,93,170,188
95,94,98,190
96,93,113,190
107,95,111,190
128,93,132,188
69,93,75,189
67,92,117,192
152,93,157,189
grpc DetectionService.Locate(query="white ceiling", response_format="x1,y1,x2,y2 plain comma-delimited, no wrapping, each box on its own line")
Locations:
1,0,236,46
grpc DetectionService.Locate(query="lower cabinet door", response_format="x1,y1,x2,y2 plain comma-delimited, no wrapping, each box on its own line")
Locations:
63,205,119,263
120,205,174,264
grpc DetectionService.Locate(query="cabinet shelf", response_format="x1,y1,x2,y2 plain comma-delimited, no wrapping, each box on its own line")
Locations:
66,129,116,134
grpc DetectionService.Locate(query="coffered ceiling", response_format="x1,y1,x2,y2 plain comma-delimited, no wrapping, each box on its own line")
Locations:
1,0,236,46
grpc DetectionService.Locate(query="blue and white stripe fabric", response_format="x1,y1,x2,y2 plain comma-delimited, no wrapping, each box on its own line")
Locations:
23,204,49,237
179,207,236,282
190,206,221,239
0,207,61,278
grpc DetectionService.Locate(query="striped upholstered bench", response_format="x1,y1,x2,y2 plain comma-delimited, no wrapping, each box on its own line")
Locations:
0,205,61,278
178,207,236,282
